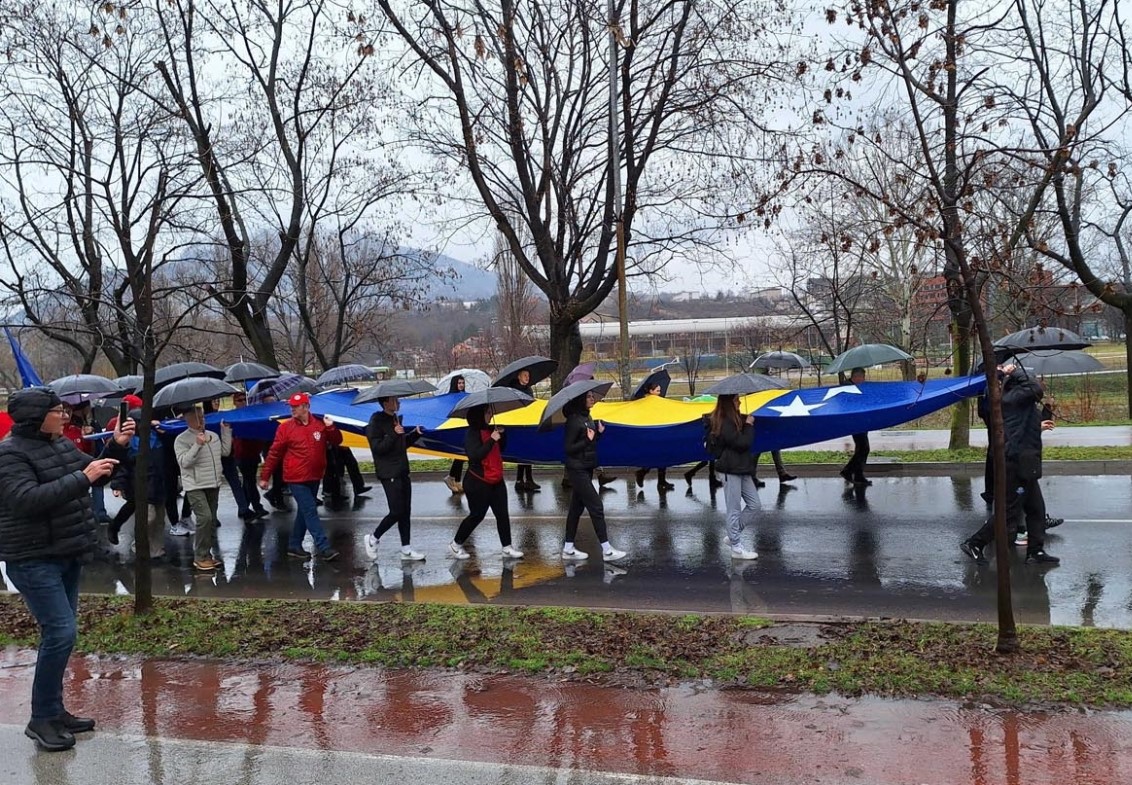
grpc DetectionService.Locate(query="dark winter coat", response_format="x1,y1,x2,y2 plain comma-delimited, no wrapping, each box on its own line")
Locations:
713,416,755,476
1001,368,1044,479
0,387,125,562
366,410,421,479
110,429,167,505
563,410,600,471
464,427,507,483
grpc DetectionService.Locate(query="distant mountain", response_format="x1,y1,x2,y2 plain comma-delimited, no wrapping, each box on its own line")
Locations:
418,250,497,301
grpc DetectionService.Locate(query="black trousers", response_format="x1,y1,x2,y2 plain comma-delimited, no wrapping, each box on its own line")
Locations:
969,466,1047,553
842,433,870,480
374,473,412,546
753,451,787,475
238,455,267,513
515,464,534,484
454,474,512,547
564,468,609,544
449,460,465,482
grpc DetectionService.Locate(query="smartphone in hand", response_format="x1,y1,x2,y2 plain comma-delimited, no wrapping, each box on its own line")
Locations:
118,400,129,426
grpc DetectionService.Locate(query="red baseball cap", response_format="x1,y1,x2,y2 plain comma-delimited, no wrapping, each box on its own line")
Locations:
122,394,143,408
287,392,310,407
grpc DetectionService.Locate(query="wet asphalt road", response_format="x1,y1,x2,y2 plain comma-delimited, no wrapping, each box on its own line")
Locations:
4,471,1132,628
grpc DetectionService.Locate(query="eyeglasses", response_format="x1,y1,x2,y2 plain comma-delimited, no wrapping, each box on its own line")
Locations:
48,407,70,417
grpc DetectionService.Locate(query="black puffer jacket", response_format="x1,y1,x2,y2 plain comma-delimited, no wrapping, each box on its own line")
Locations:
563,406,600,471
0,388,124,562
366,410,421,479
713,416,755,475
1001,368,1044,479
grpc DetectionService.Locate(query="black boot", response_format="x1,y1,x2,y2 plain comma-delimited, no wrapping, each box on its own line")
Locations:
25,719,75,752
59,711,96,733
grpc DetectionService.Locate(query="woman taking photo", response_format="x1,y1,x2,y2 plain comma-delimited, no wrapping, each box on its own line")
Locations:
708,394,759,560
447,405,524,560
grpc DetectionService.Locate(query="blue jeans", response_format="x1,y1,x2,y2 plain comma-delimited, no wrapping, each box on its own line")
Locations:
90,484,109,521
5,559,82,720
288,481,329,553
222,456,249,516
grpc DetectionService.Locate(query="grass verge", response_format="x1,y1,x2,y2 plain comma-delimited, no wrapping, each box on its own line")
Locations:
2,595,1130,708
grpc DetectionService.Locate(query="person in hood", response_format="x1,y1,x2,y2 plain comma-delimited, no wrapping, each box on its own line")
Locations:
445,375,467,494
364,395,425,561
560,391,626,563
0,386,134,751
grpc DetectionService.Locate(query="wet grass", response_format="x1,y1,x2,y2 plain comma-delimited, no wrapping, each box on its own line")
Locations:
3,596,1132,708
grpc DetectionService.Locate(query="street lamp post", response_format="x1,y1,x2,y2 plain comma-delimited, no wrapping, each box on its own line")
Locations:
608,0,631,399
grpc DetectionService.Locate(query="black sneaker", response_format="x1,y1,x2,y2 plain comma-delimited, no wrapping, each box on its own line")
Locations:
752,476,766,488
318,548,340,562
1026,550,1060,565
59,711,96,733
286,548,309,559
961,540,987,564
106,523,121,545
1045,514,1064,529
354,485,372,496
25,719,75,751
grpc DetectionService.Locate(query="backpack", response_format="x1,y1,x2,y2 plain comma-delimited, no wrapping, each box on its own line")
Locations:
702,417,723,459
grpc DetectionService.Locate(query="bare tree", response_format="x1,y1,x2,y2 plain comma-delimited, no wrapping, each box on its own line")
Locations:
376,0,791,387
493,231,539,361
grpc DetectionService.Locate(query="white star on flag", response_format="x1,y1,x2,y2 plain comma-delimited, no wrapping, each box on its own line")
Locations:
766,395,826,417
822,385,862,401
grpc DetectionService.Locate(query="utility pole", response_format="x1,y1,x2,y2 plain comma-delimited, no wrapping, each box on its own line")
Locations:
609,0,631,399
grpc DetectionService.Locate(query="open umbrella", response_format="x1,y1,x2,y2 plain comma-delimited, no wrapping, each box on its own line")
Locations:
436,368,492,393
224,361,280,384
113,374,143,394
703,372,787,396
824,344,913,375
48,374,122,397
492,356,558,388
564,362,597,385
994,326,1092,353
1011,350,1104,376
247,373,320,405
750,351,810,371
538,380,614,431
316,364,376,387
448,387,534,418
155,361,224,388
631,368,672,400
353,379,437,404
153,377,240,410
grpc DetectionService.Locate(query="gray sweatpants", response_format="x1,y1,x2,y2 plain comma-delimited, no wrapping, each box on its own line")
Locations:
721,472,759,548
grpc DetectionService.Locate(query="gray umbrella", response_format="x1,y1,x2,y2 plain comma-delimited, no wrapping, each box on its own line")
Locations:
155,361,224,388
492,356,558,388
316,364,376,387
750,351,811,371
113,375,143,394
247,373,320,405
538,380,614,431
153,377,240,410
448,387,535,418
824,344,914,375
436,368,492,393
703,373,788,396
49,374,123,397
353,379,437,404
1011,350,1104,376
995,325,1092,352
224,361,280,383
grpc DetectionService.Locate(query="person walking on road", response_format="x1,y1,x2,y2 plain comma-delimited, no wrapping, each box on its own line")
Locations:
561,392,627,562
364,395,425,561
0,387,134,751
839,368,872,486
447,405,524,560
174,405,232,572
961,363,1060,565
109,406,169,561
508,369,540,492
445,375,467,494
709,393,760,560
634,382,676,492
259,392,342,562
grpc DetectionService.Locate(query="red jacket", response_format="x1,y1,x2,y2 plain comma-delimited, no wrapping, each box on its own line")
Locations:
260,416,342,484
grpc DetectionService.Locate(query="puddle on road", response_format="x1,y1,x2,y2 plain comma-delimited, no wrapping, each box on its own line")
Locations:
0,651,1129,784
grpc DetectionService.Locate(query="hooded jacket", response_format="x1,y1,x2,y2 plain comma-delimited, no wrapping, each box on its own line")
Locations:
1001,367,1045,479
563,399,600,471
367,409,421,479
713,415,755,475
0,387,124,562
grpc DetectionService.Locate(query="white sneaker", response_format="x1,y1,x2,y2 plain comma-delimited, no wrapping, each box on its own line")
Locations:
602,547,627,562
561,547,588,561
448,541,471,560
181,518,196,534
364,534,379,561
169,523,192,537
731,547,759,560
501,545,524,559
400,549,426,561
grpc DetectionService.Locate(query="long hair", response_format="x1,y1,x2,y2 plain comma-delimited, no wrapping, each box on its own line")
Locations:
709,394,742,438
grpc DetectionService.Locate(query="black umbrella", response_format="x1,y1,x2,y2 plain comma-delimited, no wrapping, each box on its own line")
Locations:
538,380,613,431
316,364,376,387
155,361,224,388
703,373,788,396
631,368,672,400
492,356,558,388
750,351,811,371
247,373,321,405
48,374,123,397
1011,350,1104,376
353,379,437,404
824,344,913,375
224,361,280,384
994,325,1092,353
447,387,534,418
113,375,143,394
153,377,240,410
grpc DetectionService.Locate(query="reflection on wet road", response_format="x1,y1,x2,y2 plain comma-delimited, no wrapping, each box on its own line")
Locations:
4,475,1132,627
2,651,1131,785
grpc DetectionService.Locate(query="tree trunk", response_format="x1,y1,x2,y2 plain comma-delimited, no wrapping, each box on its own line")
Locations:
948,320,971,450
1125,310,1132,418
548,317,583,392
